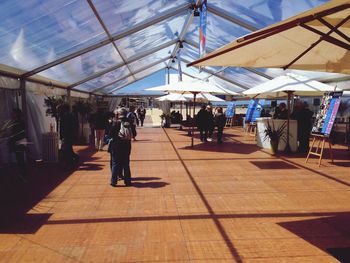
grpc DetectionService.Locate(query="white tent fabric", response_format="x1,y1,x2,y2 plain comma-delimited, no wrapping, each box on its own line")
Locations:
243,73,336,98
188,0,350,74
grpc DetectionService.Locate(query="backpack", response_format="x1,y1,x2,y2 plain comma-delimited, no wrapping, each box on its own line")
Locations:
118,121,132,141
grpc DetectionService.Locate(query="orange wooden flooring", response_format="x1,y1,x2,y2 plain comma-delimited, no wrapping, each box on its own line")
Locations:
0,126,350,262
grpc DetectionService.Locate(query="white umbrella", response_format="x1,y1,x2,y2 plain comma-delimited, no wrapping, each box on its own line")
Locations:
243,73,336,98
146,81,229,146
243,73,336,152
146,80,229,94
156,93,187,102
183,93,225,102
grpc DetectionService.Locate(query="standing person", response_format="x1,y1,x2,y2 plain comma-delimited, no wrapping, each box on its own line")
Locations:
94,108,108,151
59,104,79,166
291,101,314,153
109,108,132,187
196,105,208,142
274,102,288,120
139,107,146,127
127,106,137,141
8,108,27,182
214,107,226,143
206,105,215,142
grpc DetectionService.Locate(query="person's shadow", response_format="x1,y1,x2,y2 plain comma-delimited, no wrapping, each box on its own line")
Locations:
130,176,169,188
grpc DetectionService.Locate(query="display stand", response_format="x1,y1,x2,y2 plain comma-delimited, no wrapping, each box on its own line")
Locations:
305,134,333,167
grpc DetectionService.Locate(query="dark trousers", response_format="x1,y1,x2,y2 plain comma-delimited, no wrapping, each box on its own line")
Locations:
111,150,131,185
217,127,224,143
15,145,26,179
140,117,145,127
199,128,208,141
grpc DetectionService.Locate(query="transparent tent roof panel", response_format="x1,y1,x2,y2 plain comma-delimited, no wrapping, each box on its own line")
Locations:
99,76,135,94
115,13,188,60
0,0,106,72
133,62,167,80
74,65,130,92
94,0,192,36
208,0,330,29
128,45,175,72
38,43,124,84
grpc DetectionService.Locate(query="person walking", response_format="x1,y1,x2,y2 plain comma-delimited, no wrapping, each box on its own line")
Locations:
214,107,226,143
139,107,146,127
127,106,137,141
109,108,132,187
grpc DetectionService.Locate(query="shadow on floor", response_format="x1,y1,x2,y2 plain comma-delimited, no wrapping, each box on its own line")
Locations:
279,212,350,262
180,140,259,154
250,160,299,169
0,146,95,234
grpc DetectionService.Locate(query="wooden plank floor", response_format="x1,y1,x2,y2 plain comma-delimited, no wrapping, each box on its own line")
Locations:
0,124,350,262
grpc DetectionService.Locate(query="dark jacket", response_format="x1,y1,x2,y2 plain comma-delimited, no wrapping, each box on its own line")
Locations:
108,117,131,155
215,113,226,128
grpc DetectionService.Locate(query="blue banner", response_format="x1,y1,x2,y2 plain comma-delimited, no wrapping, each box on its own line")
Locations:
225,102,235,118
199,0,207,58
312,91,343,136
245,99,265,123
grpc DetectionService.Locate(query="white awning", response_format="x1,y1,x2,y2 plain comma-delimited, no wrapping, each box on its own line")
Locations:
188,0,350,74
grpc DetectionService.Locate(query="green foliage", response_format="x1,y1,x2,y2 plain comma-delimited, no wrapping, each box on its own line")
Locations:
263,120,287,142
72,100,93,116
44,96,65,119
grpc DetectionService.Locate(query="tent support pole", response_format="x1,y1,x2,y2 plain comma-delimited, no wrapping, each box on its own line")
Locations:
284,91,293,153
19,78,28,136
191,92,197,147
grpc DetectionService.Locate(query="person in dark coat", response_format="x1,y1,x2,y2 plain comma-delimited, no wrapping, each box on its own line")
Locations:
8,108,27,181
127,106,137,141
214,107,227,143
59,104,79,165
138,107,146,127
206,105,215,142
109,107,132,187
94,108,108,151
274,102,288,120
291,101,314,153
196,105,208,142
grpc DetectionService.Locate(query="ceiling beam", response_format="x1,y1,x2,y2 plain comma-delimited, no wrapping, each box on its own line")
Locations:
93,57,170,94
21,3,190,79
166,0,201,68
68,39,177,89
87,0,136,84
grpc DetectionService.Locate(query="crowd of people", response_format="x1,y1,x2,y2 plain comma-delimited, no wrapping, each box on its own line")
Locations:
5,100,317,186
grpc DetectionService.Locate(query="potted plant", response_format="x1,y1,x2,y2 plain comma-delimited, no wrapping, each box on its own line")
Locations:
44,96,65,132
73,100,93,141
160,112,171,128
263,120,287,154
